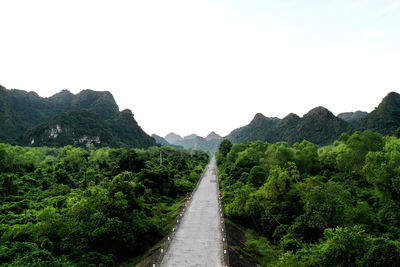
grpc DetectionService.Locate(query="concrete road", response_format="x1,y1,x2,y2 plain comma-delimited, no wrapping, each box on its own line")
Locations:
161,157,223,267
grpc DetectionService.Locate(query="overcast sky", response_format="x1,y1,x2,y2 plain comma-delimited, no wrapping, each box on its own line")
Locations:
1,0,400,137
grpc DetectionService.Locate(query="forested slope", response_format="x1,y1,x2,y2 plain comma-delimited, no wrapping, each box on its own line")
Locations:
217,131,400,266
0,85,156,149
227,92,400,146
0,144,208,266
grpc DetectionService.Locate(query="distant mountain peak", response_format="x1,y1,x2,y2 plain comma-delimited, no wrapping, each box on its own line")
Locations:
165,132,182,138
337,111,368,122
152,134,170,146
165,132,183,144
184,134,198,140
206,131,222,141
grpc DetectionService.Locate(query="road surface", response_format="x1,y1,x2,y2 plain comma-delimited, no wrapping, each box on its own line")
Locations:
161,157,223,267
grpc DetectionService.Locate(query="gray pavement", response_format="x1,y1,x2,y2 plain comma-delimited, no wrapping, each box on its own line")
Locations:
161,157,224,267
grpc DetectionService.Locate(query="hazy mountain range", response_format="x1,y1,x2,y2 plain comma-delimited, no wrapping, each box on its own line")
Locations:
155,132,222,153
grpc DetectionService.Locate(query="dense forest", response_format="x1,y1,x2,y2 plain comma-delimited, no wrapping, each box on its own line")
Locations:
217,131,400,266
0,143,209,266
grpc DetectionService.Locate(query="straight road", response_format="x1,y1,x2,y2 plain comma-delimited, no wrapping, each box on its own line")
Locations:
161,157,223,267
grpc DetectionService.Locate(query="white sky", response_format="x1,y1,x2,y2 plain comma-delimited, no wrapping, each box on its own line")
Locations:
1,0,400,137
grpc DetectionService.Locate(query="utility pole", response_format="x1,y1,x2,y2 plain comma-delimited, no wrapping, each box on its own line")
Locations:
160,150,162,166
83,163,87,189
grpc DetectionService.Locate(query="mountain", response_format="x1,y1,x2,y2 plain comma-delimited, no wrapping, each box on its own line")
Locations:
205,131,222,141
228,113,281,143
107,109,156,148
226,92,400,146
275,113,301,141
286,107,348,145
352,92,400,135
174,135,221,154
22,110,115,147
152,134,171,146
183,134,198,140
227,108,347,145
164,133,221,153
0,85,53,143
0,85,156,148
165,133,183,144
152,134,184,149
337,111,368,122
46,89,119,119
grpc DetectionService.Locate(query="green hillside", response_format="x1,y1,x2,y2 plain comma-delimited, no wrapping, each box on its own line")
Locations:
353,92,400,134
227,92,400,146
0,85,156,149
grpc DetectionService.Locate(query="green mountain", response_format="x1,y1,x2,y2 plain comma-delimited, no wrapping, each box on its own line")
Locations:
228,108,347,145
152,134,171,146
228,113,281,143
353,92,400,135
21,110,115,147
0,85,156,148
286,106,348,145
0,86,51,143
275,113,302,141
226,92,400,146
47,89,119,119
107,109,156,148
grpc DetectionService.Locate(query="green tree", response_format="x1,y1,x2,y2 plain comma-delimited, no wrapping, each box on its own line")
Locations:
249,165,268,188
219,139,232,157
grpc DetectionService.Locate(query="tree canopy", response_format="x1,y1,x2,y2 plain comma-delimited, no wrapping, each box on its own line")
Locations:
0,143,208,266
217,130,400,266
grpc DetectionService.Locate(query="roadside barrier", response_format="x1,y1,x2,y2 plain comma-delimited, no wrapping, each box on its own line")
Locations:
216,162,230,267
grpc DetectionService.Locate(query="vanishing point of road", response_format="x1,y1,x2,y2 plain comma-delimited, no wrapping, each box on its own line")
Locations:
161,157,224,267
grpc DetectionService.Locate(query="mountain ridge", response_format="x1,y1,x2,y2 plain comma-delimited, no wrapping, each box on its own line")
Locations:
337,111,368,122
162,132,221,153
0,85,156,148
205,131,222,141
226,92,400,146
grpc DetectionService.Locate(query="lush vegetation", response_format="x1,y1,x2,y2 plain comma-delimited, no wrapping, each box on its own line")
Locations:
217,131,400,266
0,85,156,148
0,143,208,266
